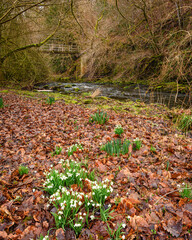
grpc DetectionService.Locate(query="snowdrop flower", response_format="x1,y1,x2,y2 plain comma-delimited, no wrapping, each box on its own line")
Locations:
122,223,126,228
42,236,49,240
61,205,65,210
60,175,67,180
74,223,81,227
121,235,125,239
90,215,95,220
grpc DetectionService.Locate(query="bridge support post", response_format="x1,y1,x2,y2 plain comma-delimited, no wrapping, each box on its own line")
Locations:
80,53,91,78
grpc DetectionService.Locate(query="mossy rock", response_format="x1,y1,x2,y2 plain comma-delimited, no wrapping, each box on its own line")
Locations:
82,92,91,97
65,99,78,104
98,96,109,101
51,86,61,91
74,88,80,92
123,86,130,89
43,85,50,90
83,99,93,104
64,84,72,88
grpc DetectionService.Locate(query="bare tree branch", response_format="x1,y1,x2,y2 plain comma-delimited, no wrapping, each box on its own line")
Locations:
0,20,61,64
0,0,48,25
0,0,19,23
70,0,86,37
115,0,127,20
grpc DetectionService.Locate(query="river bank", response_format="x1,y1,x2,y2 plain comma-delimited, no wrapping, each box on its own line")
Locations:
0,90,191,239
34,80,191,109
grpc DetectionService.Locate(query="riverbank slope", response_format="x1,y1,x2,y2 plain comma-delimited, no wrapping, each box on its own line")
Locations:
0,90,192,239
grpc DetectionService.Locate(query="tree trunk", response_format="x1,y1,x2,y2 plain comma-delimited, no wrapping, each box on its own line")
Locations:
0,63,5,85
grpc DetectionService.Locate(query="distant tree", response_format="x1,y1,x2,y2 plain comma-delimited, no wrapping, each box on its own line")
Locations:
0,0,60,85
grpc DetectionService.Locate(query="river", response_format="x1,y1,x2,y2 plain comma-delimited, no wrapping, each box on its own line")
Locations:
35,82,191,108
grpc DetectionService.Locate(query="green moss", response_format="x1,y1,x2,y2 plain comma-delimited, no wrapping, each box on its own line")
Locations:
98,96,110,101
81,92,91,97
0,90,8,93
64,84,72,88
74,88,80,92
100,104,111,109
23,216,32,222
83,99,93,104
16,90,38,97
0,89,174,121
65,99,78,104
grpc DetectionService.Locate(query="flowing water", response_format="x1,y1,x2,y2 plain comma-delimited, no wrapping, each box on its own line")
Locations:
35,82,191,108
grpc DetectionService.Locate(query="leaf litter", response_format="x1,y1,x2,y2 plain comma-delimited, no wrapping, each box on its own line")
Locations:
0,92,192,239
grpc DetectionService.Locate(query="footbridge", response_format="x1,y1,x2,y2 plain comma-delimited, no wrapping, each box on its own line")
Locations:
40,42,80,54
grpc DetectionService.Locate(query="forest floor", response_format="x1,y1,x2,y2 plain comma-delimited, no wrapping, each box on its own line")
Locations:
0,90,192,240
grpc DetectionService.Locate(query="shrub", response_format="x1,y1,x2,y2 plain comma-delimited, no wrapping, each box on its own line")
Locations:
0,98,4,108
46,97,55,105
67,143,83,157
18,165,29,176
44,159,95,194
101,139,131,156
3,49,49,87
150,145,156,153
91,179,113,204
51,146,62,156
180,183,192,199
177,114,192,133
89,110,109,125
132,139,142,151
43,158,113,237
114,125,124,136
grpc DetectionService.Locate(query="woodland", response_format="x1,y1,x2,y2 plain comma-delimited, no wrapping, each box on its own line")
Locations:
0,0,192,91
0,0,192,240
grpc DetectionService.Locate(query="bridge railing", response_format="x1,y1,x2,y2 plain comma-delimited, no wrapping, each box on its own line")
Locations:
40,43,80,53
